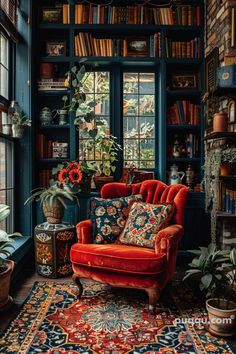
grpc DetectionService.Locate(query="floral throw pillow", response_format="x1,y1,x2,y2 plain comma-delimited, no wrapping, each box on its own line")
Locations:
90,194,143,244
118,202,175,249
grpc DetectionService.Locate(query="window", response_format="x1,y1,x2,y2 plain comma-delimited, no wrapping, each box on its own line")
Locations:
78,71,110,162
123,72,156,168
0,137,14,231
0,32,9,99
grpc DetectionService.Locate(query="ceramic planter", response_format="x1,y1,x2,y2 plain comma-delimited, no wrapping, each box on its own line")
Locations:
58,109,68,125
213,112,228,132
12,124,25,138
206,298,236,337
43,199,65,224
0,260,14,310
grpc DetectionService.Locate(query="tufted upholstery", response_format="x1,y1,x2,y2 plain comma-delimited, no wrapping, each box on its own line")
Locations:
70,180,189,310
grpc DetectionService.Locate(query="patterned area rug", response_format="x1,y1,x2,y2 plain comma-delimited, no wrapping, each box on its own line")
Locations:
0,280,235,354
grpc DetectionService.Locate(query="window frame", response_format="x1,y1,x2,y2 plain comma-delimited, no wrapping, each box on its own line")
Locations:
0,24,16,232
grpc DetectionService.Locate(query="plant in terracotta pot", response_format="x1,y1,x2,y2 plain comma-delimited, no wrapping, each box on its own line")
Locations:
183,244,236,337
0,204,22,310
11,112,31,138
25,183,78,224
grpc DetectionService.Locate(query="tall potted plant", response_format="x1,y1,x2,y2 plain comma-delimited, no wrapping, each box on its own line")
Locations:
0,204,22,309
25,183,78,224
184,244,236,337
11,112,31,138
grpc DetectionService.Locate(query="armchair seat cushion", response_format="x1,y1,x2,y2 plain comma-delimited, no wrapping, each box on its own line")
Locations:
70,243,167,275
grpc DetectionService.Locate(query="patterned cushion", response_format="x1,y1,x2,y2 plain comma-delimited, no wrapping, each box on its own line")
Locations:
90,194,143,244
118,202,175,249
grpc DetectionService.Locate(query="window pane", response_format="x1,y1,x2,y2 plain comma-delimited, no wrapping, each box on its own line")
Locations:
123,72,156,168
0,64,8,98
78,71,110,163
0,139,14,232
0,33,8,68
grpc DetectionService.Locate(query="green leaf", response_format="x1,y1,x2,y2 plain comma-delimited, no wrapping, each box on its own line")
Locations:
230,248,236,266
201,273,213,289
183,269,201,282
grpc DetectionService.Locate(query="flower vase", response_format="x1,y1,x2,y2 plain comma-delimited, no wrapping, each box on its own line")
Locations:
12,124,25,138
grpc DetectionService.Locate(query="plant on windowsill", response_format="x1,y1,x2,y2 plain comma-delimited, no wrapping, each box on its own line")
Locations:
24,182,79,224
11,112,31,138
0,204,22,310
183,244,236,337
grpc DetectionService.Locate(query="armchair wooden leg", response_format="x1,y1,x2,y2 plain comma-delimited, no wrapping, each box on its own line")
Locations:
72,274,83,298
145,288,160,312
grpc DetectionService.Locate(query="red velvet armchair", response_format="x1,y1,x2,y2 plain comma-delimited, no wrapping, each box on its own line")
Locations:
70,180,189,310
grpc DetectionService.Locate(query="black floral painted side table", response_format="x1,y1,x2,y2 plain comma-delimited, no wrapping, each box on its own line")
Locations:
34,222,76,278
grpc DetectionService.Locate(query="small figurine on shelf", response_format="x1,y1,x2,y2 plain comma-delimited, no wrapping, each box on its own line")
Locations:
185,164,195,189
168,164,185,185
172,135,181,158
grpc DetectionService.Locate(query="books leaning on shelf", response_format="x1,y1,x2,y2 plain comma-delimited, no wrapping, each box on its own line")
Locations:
167,101,200,125
74,4,201,25
36,134,68,159
38,78,66,91
74,33,160,57
165,37,201,58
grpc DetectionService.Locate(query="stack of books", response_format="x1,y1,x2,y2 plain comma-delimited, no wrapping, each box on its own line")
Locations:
38,79,66,91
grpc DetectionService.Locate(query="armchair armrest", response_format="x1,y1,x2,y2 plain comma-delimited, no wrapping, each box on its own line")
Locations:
155,224,184,281
76,219,93,244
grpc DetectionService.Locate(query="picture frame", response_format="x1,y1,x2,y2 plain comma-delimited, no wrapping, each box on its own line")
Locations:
205,47,219,93
126,37,150,57
46,41,66,56
171,74,197,89
41,8,63,23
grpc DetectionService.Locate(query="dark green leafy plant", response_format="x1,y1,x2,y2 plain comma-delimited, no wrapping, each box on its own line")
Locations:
183,244,236,304
0,204,22,272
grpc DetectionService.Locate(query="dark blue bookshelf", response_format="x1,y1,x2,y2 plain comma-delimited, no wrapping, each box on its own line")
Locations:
31,0,207,249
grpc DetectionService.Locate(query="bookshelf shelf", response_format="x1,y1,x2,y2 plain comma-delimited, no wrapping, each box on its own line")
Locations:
167,124,200,131
73,56,160,66
166,89,202,97
40,56,70,63
38,158,67,163
71,24,201,32
39,125,70,130
167,158,201,163
38,90,69,96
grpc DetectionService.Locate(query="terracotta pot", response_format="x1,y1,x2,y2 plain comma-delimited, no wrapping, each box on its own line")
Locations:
206,298,236,337
220,162,231,176
213,112,228,132
93,176,114,190
43,199,65,224
0,260,14,309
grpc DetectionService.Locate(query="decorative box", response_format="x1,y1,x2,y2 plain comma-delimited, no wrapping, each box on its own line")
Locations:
217,65,236,88
34,222,76,278
52,142,68,158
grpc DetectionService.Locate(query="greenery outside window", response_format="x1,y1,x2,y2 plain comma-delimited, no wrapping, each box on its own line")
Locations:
123,72,155,168
78,71,110,162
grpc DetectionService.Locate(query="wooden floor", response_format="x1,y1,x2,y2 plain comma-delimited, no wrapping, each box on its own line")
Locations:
0,269,236,350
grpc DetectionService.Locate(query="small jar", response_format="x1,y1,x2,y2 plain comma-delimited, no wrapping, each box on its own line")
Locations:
213,111,228,132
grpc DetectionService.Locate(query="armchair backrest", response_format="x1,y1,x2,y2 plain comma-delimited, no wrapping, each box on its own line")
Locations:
101,180,189,225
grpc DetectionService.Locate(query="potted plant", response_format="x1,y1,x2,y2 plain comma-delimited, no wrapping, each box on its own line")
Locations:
11,112,31,138
0,204,22,310
52,159,96,194
25,183,78,224
183,244,236,337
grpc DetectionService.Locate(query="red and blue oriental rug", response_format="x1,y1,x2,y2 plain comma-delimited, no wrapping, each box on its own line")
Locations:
0,280,235,353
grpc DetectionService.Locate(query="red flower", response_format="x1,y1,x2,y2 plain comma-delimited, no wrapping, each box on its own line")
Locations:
58,169,68,183
68,169,82,183
69,162,81,171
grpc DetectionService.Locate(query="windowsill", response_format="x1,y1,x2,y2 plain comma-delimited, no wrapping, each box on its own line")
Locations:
9,235,32,263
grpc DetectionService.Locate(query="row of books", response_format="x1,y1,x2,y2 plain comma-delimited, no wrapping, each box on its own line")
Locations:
38,79,65,91
186,133,199,158
165,38,201,58
75,33,161,57
39,170,51,188
167,101,200,125
74,4,201,26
